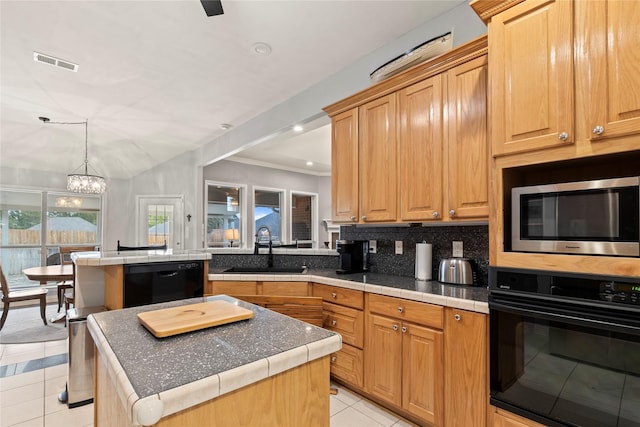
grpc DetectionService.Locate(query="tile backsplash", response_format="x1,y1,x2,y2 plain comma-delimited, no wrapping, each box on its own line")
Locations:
340,224,489,287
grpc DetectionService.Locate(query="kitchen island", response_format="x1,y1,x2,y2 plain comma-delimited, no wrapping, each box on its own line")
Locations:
88,294,341,426
72,249,211,310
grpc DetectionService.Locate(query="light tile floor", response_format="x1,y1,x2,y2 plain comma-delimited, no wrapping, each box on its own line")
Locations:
1,340,416,427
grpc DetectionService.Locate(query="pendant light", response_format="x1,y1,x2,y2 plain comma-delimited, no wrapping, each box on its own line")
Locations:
39,116,106,194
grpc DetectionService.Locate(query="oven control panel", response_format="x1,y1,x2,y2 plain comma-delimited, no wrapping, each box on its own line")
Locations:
600,282,640,305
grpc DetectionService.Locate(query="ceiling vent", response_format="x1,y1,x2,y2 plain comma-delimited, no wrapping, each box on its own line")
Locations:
370,32,453,83
33,52,78,72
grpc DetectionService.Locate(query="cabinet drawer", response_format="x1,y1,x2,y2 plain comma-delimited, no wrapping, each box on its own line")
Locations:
262,281,309,296
210,281,258,296
330,344,363,389
367,293,443,329
313,284,363,309
323,302,364,348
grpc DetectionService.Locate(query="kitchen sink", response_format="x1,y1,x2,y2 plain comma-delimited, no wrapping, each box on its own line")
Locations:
222,267,307,274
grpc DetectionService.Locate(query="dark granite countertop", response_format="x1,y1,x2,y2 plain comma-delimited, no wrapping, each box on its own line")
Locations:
87,295,341,425
209,268,489,313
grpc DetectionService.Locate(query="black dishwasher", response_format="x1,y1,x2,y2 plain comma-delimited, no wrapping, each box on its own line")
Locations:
123,261,204,308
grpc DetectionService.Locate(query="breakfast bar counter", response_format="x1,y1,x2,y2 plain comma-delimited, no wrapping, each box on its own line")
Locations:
88,294,341,426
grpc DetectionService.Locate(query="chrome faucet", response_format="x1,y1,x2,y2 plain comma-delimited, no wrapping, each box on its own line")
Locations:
254,226,274,267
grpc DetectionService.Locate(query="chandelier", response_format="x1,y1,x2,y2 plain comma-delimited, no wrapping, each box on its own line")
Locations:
39,116,106,194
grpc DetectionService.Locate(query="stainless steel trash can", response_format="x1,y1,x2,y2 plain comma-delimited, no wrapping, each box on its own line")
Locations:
60,305,106,408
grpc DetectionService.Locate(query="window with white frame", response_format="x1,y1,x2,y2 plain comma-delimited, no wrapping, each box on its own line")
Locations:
290,192,317,246
205,182,244,248
254,188,284,245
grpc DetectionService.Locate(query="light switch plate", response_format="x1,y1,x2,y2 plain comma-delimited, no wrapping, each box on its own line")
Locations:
395,241,403,255
452,241,463,258
369,240,377,254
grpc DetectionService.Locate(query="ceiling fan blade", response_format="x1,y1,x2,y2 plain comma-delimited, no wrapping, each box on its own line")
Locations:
201,0,224,16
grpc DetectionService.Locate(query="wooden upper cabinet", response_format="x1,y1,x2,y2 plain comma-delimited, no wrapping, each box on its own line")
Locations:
399,75,444,222
446,55,489,220
331,108,359,223
359,94,397,222
583,0,640,142
489,0,574,156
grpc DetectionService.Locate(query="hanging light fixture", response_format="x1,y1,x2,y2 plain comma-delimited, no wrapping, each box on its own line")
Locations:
39,116,106,194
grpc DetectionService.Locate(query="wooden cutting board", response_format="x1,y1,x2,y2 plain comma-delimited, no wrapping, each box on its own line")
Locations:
137,300,254,338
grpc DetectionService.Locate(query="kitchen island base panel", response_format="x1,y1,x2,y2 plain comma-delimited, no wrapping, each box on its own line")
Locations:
95,351,331,427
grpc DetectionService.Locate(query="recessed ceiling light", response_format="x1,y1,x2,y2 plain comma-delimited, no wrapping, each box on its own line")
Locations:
306,161,313,166
293,125,304,132
252,42,272,56
219,123,232,130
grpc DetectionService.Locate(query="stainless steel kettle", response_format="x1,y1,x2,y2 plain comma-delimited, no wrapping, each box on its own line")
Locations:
438,258,473,285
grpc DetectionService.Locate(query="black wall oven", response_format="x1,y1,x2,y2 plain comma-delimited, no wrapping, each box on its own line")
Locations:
489,267,640,427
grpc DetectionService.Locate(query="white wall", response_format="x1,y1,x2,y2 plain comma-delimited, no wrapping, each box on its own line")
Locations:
2,2,486,250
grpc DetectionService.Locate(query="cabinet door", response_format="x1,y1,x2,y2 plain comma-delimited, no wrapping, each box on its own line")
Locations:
331,108,359,223
398,75,444,221
402,323,443,426
444,308,487,427
489,0,574,156
446,55,489,220
359,94,397,222
210,281,258,296
365,313,402,407
262,281,309,296
329,344,364,389
586,0,640,142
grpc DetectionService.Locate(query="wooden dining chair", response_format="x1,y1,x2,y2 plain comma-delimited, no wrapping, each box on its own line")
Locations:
57,245,95,312
1,264,48,330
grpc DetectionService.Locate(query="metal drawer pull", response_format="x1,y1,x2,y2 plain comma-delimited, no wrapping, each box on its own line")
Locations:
331,292,337,298
393,324,398,331
397,307,403,313
454,314,462,321
331,356,337,363
401,326,407,333
593,125,604,135
332,320,337,326
559,132,569,141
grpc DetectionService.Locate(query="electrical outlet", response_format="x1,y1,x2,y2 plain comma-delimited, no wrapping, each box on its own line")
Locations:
369,240,377,254
452,241,463,258
395,241,403,255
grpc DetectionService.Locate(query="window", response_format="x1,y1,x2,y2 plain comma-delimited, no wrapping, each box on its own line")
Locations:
254,188,284,244
291,192,317,246
206,182,244,247
0,189,102,290
46,193,100,245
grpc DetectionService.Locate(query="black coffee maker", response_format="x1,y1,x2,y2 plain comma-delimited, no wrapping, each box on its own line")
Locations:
336,240,369,274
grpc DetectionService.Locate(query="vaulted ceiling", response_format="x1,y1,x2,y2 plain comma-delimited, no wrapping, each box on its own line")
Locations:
1,0,465,179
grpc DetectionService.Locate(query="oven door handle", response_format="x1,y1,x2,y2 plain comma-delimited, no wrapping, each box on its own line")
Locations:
489,299,640,335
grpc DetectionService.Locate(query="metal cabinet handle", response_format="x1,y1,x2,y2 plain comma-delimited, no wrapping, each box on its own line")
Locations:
449,209,455,217
331,292,337,298
454,314,462,321
331,356,337,363
331,320,337,326
393,324,398,331
397,306,403,313
559,132,569,141
593,125,604,135
401,326,407,333
432,211,439,218
350,216,356,221
361,215,367,221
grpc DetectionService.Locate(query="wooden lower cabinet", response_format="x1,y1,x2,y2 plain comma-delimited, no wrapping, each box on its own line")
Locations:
365,311,444,426
207,280,309,297
329,343,364,388
444,308,487,427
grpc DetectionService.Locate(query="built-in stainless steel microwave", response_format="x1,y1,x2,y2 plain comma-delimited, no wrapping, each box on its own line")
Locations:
512,177,640,257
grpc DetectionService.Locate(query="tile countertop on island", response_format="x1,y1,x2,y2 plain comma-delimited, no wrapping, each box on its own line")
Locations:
72,249,211,266
208,268,489,314
88,294,341,426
